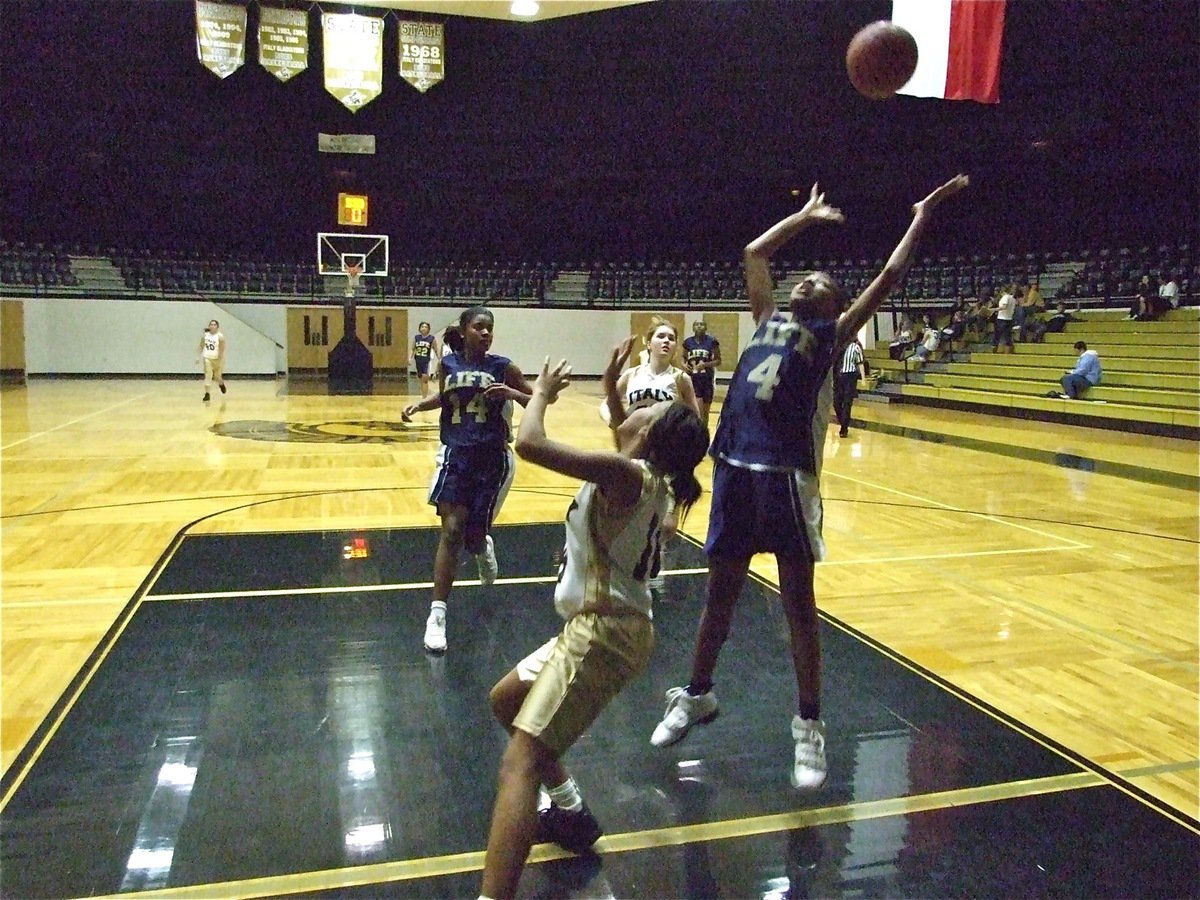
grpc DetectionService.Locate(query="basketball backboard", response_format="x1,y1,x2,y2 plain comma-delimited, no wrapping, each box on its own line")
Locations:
317,232,390,277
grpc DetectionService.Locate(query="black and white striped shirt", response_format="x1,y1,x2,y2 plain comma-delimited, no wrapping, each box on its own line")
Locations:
839,342,864,375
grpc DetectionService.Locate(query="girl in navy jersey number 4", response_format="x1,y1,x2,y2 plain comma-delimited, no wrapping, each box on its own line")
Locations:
649,175,969,791
402,306,532,654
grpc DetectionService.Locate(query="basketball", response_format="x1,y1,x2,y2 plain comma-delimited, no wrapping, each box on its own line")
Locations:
846,20,919,100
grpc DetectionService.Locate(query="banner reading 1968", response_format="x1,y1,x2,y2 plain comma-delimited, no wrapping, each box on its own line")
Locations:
195,0,246,79
322,12,384,112
258,6,307,82
398,21,444,94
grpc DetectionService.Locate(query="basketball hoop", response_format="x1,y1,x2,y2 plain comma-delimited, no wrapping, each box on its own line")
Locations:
344,263,362,298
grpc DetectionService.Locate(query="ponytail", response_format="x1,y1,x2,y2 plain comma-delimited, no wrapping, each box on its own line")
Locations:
666,470,703,519
644,402,710,521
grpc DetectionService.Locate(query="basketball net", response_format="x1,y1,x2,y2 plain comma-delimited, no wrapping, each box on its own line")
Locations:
344,263,362,298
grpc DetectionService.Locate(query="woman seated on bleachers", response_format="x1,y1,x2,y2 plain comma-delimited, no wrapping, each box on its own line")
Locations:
889,315,915,360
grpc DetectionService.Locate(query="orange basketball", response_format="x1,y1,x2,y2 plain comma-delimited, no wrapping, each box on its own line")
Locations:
846,21,918,100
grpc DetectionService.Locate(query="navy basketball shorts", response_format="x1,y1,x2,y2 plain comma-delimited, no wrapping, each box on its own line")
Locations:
415,357,431,376
428,444,511,532
704,460,826,562
689,372,715,403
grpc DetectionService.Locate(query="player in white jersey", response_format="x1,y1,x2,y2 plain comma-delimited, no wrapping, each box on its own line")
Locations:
603,318,700,597
479,341,709,900
196,319,226,402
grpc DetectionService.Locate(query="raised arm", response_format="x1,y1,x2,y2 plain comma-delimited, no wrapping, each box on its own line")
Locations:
603,338,636,430
744,184,845,326
516,358,644,507
837,174,969,346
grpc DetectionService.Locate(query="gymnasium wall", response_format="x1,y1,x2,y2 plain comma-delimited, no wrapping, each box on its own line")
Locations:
14,297,885,377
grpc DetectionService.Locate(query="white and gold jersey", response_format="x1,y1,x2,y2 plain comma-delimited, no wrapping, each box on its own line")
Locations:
624,364,682,412
553,461,669,621
201,331,223,360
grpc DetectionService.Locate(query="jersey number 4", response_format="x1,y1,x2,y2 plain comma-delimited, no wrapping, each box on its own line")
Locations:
746,353,783,401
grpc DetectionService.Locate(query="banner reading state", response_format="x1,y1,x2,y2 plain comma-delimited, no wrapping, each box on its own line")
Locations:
398,21,444,93
258,6,307,82
195,1,246,79
322,12,384,112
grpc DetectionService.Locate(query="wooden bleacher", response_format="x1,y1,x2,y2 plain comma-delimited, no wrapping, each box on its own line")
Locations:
867,308,1200,437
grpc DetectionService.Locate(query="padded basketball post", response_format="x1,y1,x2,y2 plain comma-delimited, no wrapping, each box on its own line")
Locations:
328,277,372,394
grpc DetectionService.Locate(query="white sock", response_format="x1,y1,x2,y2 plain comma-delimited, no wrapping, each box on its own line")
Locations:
546,777,583,812
429,600,446,616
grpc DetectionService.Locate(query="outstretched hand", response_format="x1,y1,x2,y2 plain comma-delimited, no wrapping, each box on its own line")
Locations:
913,174,970,217
535,357,573,402
799,183,846,225
603,337,635,390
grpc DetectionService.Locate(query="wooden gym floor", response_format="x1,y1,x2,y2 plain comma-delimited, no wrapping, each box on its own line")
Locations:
1,376,1197,897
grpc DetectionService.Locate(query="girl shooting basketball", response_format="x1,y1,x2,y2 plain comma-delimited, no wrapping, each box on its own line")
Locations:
479,342,709,900
649,175,969,791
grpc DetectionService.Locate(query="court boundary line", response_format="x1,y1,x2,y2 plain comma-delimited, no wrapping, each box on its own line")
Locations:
3,517,1193,874
823,470,1091,549
725,545,1200,835
0,392,152,451
77,768,1195,900
853,417,1200,490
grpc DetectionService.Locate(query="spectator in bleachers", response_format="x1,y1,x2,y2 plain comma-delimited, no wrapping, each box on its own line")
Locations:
964,296,990,340
910,319,941,368
992,285,1016,353
1158,272,1180,310
1015,280,1045,342
1053,341,1102,399
941,308,966,344
1028,301,1080,343
1130,274,1158,320
888,314,914,360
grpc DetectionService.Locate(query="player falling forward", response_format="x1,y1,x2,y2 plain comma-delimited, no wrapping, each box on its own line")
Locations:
649,175,969,789
479,346,709,900
402,306,532,654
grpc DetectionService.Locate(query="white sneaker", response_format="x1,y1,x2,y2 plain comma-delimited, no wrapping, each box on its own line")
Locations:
650,686,719,747
790,716,827,789
423,607,447,653
475,535,498,586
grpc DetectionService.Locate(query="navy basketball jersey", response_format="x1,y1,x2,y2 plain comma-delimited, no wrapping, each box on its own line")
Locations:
439,352,512,449
683,334,718,376
709,313,838,473
413,334,435,360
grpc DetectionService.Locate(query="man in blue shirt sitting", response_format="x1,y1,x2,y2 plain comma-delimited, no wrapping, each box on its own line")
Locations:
1057,341,1102,399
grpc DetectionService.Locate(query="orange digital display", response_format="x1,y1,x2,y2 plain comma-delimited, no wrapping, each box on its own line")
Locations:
337,193,369,227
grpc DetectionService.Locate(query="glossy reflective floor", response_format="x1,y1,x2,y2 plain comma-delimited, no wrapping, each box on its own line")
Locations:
2,523,1196,898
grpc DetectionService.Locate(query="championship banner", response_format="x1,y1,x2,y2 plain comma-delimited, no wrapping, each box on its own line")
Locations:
398,21,444,93
258,6,307,82
318,133,376,155
322,13,384,112
195,1,246,79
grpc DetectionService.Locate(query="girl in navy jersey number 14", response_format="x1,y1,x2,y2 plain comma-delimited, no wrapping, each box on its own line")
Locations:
402,306,532,654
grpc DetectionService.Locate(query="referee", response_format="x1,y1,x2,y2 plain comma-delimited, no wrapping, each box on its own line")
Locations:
833,338,865,438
